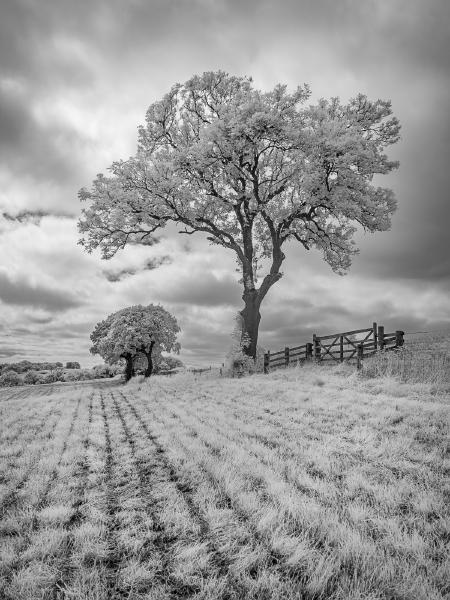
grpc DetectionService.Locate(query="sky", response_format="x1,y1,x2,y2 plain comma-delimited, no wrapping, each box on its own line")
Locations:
0,0,449,368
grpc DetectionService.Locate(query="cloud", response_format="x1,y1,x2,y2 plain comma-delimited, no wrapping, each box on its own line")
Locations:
0,78,89,185
158,272,242,307
102,256,172,282
2,210,71,225
26,314,54,324
0,347,21,360
0,271,82,311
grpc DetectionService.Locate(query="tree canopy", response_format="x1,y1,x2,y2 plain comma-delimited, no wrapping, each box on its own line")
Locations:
90,304,180,379
79,71,400,357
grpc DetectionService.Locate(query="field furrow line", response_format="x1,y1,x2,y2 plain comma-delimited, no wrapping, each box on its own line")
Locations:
118,392,306,598
0,391,64,449
30,395,82,524
109,393,186,597
152,382,443,522
155,395,342,513
148,390,328,491
1,396,83,564
118,392,221,529
112,391,254,598
98,391,130,600
111,391,215,597
125,391,374,598
48,392,94,600
0,388,31,403
38,396,81,509
137,383,448,599
203,384,447,470
167,398,385,560
149,395,360,545
124,393,281,530
0,408,63,516
197,393,446,484
66,391,93,529
0,391,19,403
0,394,88,600
0,406,59,448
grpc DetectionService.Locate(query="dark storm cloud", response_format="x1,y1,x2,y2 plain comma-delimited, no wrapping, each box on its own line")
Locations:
0,84,85,187
0,0,95,85
0,272,82,311
0,347,20,359
44,321,95,337
258,299,353,351
2,210,71,224
0,0,223,216
0,0,217,89
353,236,450,285
333,0,450,75
26,314,54,324
102,256,172,282
178,318,234,365
103,269,135,283
232,0,450,77
159,273,242,307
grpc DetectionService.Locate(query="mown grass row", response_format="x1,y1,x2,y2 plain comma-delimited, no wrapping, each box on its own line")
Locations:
0,389,89,598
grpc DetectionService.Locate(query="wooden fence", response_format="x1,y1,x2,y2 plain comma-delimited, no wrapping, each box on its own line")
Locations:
189,366,212,375
159,366,212,376
264,322,404,373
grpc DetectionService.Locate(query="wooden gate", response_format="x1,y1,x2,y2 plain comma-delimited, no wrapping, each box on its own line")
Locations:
313,324,378,363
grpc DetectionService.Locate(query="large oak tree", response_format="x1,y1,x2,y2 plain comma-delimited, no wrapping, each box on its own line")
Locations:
90,304,180,381
79,71,400,358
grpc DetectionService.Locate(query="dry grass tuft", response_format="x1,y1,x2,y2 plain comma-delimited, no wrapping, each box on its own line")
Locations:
362,332,450,387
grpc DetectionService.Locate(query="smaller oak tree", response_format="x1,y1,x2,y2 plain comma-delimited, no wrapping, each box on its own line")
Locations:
90,304,180,381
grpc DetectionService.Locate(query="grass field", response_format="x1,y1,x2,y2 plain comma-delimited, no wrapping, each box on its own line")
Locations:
0,365,449,599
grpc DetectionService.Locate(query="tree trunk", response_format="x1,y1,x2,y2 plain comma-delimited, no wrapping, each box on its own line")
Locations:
239,289,261,359
143,342,155,378
124,354,134,382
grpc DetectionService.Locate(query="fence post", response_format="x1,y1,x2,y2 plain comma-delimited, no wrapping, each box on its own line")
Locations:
285,346,290,368
306,343,313,361
395,330,404,348
339,335,344,362
264,351,270,374
313,334,321,362
373,322,378,350
378,325,385,350
357,344,364,370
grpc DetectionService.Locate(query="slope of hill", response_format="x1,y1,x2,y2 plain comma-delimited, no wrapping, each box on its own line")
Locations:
0,365,448,599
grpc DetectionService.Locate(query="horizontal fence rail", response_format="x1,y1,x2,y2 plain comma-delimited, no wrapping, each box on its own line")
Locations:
264,322,405,373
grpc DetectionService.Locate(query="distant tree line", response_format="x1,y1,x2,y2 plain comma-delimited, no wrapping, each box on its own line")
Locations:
0,354,185,387
0,360,83,374
0,363,119,387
